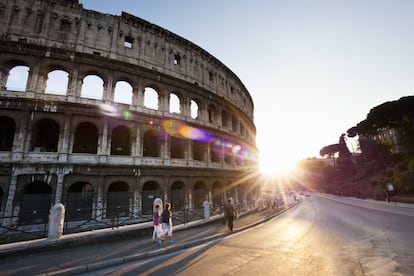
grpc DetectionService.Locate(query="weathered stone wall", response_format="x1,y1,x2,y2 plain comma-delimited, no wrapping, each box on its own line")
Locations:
0,0,254,118
0,0,259,228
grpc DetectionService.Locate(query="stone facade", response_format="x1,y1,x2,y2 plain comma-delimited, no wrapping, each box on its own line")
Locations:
0,0,259,228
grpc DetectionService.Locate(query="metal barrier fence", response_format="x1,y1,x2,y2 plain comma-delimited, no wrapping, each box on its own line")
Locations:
0,201,249,244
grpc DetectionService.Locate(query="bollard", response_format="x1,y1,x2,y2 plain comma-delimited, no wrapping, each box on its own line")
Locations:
48,203,65,240
203,200,210,220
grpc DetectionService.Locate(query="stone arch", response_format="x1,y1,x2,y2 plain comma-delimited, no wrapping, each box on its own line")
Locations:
210,139,221,163
143,87,159,110
193,140,206,161
19,181,52,225
110,125,131,155
193,181,207,208
114,80,133,104
170,136,186,159
45,69,69,95
221,109,229,128
30,118,60,152
171,181,185,210
207,104,216,123
143,129,160,157
142,181,161,215
212,181,224,206
190,99,199,119
106,181,130,218
73,122,98,154
169,92,181,114
5,65,29,92
232,114,239,133
81,74,104,100
65,182,94,221
0,116,16,151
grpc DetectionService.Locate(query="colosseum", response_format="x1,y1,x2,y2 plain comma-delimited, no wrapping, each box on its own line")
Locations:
0,0,259,232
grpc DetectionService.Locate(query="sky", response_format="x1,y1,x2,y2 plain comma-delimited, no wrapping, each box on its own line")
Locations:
80,0,414,174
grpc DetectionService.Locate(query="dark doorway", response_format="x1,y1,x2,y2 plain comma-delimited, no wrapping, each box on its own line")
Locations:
0,116,15,151
106,182,130,218
19,182,52,225
171,181,185,210
193,181,207,208
66,182,94,221
142,181,160,215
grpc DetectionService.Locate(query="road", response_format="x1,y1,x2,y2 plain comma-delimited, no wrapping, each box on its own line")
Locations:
87,194,414,276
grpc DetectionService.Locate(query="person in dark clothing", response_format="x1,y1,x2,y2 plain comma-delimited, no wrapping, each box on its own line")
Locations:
224,198,237,231
159,203,174,245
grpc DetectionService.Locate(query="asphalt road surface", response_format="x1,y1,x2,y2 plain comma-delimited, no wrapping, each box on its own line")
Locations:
87,194,414,276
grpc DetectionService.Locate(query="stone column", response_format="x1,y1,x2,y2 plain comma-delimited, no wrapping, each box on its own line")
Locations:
0,66,7,89
26,63,40,93
12,113,28,161
58,114,71,162
2,167,18,226
95,176,104,221
67,67,78,100
103,73,114,102
136,80,145,108
98,120,109,162
54,172,65,204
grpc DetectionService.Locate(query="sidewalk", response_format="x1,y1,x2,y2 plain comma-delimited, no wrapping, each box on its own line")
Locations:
0,203,297,276
314,193,414,217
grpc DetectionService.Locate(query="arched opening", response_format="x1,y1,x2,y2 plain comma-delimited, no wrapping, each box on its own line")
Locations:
208,104,216,123
106,182,130,218
210,139,221,163
81,75,104,100
223,141,234,164
6,65,29,92
31,119,60,152
0,116,16,151
169,93,180,114
143,129,160,157
171,181,185,210
221,110,229,128
65,182,94,221
143,87,159,110
142,181,160,215
73,122,98,154
19,182,52,225
193,181,207,209
212,181,223,206
45,69,69,95
193,141,206,161
190,100,198,119
170,136,185,159
232,115,238,133
114,81,133,104
110,125,131,155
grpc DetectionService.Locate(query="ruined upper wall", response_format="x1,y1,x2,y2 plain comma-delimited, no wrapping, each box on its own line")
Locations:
0,0,254,118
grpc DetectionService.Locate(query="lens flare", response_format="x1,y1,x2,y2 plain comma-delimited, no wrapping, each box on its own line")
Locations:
122,110,134,120
162,119,212,142
99,103,121,117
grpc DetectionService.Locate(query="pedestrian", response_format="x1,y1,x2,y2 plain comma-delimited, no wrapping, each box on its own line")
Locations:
159,203,174,245
224,198,237,231
152,204,162,243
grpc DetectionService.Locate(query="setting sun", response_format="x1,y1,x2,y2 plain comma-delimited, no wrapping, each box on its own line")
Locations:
259,153,297,177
